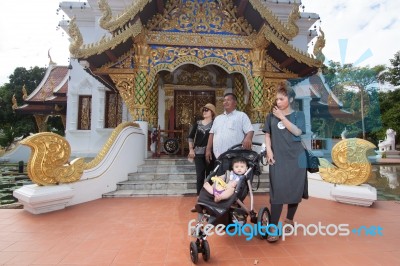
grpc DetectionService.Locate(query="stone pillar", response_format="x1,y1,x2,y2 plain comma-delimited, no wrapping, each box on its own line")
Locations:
215,88,225,115
148,74,159,128
250,48,266,123
132,40,150,121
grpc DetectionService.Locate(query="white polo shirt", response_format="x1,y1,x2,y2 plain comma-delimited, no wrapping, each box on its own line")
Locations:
210,109,254,158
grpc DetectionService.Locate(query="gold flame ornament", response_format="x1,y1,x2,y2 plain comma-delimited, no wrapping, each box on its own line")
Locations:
319,138,376,185
21,132,84,185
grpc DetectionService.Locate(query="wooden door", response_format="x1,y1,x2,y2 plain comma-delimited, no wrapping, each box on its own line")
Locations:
174,90,215,140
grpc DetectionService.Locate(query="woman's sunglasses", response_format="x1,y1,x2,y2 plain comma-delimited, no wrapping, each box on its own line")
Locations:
202,108,210,112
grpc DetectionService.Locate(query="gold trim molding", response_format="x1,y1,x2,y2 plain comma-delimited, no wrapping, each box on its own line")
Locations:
146,31,255,49
98,0,151,32
69,17,143,59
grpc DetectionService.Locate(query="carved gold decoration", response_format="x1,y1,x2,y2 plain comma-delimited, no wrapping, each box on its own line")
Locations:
319,138,376,185
133,34,150,66
11,94,18,110
22,85,28,100
249,0,299,40
147,47,254,90
147,0,254,35
84,122,140,170
54,104,64,112
98,0,150,32
61,115,66,129
21,123,141,185
21,132,85,185
176,69,213,86
110,74,136,119
69,17,143,59
313,27,326,63
100,49,135,70
33,115,49,132
148,74,159,128
287,4,301,38
68,17,83,58
146,31,255,49
251,48,267,75
233,74,245,111
79,96,91,130
98,0,113,30
150,47,251,67
262,25,321,68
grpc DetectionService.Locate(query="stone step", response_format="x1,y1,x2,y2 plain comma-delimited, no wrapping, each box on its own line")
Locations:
142,158,193,166
128,172,269,182
117,178,270,191
102,158,270,198
128,172,197,181
102,188,270,197
137,165,196,173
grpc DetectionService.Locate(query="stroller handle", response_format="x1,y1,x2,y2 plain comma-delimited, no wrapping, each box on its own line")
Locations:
227,142,263,150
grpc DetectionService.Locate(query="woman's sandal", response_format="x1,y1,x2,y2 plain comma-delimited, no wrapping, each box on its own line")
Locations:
266,227,279,243
284,219,294,234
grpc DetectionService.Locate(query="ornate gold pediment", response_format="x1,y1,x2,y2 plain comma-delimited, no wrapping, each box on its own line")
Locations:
146,0,254,36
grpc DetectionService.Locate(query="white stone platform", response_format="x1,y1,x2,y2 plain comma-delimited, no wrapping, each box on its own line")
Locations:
308,173,377,207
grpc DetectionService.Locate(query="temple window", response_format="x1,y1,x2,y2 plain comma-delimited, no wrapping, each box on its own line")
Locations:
104,91,122,128
78,95,92,130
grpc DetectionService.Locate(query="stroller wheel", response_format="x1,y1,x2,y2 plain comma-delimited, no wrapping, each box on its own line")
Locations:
257,207,271,240
190,241,199,264
202,240,210,261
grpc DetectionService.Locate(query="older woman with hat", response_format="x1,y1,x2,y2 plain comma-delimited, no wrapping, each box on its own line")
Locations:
187,103,216,212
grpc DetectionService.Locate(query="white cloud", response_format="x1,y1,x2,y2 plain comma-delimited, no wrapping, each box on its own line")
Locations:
0,0,69,86
302,0,400,67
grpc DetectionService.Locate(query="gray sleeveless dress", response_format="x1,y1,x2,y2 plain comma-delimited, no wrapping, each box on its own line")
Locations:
262,111,307,204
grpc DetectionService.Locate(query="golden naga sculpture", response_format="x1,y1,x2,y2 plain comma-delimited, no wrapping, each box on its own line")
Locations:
319,138,376,185
11,94,18,110
313,27,326,63
21,132,85,185
22,85,28,100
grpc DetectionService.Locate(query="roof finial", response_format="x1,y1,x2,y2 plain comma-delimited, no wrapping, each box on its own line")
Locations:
22,85,28,100
48,48,55,65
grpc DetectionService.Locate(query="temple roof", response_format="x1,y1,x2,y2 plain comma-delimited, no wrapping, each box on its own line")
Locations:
63,0,323,90
15,63,69,115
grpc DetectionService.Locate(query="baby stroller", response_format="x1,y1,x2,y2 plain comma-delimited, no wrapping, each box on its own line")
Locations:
189,143,271,264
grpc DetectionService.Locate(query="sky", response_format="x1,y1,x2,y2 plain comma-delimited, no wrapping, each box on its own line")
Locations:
0,0,399,86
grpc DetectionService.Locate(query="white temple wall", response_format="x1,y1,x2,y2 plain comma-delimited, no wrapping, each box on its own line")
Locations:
65,59,114,158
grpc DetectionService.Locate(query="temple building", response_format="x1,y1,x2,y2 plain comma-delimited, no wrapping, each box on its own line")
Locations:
54,0,332,157
14,60,69,133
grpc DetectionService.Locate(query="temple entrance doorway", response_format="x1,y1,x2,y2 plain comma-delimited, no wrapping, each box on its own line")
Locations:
174,90,215,151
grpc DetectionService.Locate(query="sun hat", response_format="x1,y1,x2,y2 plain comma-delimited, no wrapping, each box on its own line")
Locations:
202,103,216,115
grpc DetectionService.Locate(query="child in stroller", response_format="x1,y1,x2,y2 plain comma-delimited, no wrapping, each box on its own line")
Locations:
189,143,271,264
203,157,248,202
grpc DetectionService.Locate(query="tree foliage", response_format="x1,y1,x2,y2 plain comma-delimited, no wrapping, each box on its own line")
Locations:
321,61,383,143
0,67,45,148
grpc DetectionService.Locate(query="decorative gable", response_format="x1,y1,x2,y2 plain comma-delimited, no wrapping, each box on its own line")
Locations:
147,0,254,36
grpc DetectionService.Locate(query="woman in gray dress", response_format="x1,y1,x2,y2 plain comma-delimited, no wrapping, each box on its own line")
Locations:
262,82,307,242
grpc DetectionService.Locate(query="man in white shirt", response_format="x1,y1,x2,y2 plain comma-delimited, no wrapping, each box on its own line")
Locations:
205,93,254,162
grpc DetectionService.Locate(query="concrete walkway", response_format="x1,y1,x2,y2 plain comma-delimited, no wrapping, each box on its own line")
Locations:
0,195,399,265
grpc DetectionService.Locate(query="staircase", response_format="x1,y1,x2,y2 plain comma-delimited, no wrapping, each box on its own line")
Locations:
103,158,270,197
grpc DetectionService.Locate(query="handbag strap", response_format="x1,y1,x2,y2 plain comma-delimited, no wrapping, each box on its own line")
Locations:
294,111,309,151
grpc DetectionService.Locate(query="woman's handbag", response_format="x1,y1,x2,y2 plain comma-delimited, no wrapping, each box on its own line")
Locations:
304,148,319,173
293,112,319,173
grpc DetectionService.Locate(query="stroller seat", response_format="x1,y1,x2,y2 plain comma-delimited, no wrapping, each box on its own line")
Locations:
189,143,271,264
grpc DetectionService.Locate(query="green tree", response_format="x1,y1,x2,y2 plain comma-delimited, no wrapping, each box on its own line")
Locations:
0,67,45,148
321,61,382,142
386,51,400,86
